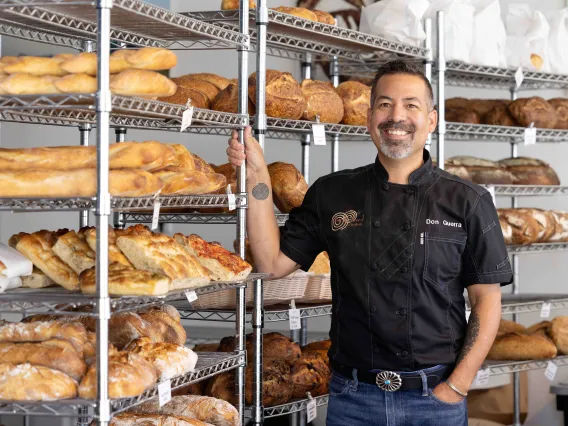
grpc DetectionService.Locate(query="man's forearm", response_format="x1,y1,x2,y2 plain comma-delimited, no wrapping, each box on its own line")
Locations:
448,292,501,392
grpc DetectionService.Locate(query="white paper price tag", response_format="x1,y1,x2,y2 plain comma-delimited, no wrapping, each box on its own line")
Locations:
487,186,496,206
226,185,236,211
306,398,317,422
475,368,491,386
515,67,524,88
180,106,194,132
312,124,326,146
158,380,172,406
541,302,552,318
289,308,301,330
186,290,198,303
466,310,471,322
151,200,161,230
545,361,558,381
524,127,536,145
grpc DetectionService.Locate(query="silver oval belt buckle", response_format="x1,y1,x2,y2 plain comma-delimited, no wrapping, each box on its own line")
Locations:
375,371,402,392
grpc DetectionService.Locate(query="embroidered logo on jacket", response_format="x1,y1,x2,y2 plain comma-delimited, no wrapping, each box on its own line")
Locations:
332,210,358,231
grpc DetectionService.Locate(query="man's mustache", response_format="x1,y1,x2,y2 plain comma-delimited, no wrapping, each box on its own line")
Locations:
378,121,415,133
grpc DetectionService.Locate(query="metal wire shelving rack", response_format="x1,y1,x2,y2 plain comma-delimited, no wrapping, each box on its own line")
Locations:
0,1,254,426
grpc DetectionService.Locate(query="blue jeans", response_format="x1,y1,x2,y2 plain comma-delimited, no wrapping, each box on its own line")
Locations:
326,366,467,426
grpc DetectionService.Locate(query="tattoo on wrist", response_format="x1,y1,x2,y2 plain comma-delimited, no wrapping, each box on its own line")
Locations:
252,183,269,200
456,311,480,365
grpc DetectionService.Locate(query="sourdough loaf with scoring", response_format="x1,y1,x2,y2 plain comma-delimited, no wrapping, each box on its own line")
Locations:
0,363,78,401
159,86,209,109
248,70,306,120
300,79,344,124
497,209,540,245
497,157,560,185
548,98,568,129
508,97,557,128
221,0,255,10
267,162,308,213
211,83,256,115
484,104,518,126
445,107,481,124
336,81,371,126
313,10,336,24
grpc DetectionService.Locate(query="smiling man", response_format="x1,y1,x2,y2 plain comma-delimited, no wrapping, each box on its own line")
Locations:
227,60,512,425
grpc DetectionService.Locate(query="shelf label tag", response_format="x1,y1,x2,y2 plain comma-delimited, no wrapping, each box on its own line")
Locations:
289,300,301,330
545,361,558,381
515,66,524,88
540,302,552,318
487,186,496,206
158,379,172,406
312,123,326,146
227,184,236,211
180,106,194,132
186,290,198,303
151,200,161,231
475,368,491,386
524,126,536,145
306,394,317,422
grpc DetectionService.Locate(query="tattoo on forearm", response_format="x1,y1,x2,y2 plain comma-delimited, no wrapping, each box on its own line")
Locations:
252,183,269,200
456,311,480,366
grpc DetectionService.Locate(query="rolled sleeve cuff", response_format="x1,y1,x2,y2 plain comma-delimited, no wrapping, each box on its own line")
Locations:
462,270,513,287
280,240,314,272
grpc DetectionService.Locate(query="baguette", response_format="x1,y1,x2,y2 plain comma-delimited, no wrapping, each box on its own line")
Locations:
111,69,177,97
54,73,97,94
125,47,177,71
79,351,158,399
0,320,88,357
0,363,77,401
125,337,197,381
52,230,96,275
1,73,60,95
154,170,226,195
79,262,170,296
131,395,239,426
15,230,79,290
3,56,68,76
110,413,212,426
0,339,86,381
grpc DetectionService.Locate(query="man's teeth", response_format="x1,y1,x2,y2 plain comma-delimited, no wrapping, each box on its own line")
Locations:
386,129,408,135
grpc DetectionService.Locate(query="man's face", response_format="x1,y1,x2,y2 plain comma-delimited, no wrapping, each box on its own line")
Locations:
367,74,437,160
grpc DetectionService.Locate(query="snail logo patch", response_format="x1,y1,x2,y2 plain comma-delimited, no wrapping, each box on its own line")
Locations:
332,210,358,231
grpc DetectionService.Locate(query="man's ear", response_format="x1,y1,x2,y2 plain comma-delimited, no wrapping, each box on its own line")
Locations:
428,108,438,133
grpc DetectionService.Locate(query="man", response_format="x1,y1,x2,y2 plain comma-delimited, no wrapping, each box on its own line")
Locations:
227,60,512,426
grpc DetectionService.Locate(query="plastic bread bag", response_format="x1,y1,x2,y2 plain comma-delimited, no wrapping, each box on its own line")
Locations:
470,0,508,67
425,0,475,63
359,0,430,47
0,243,32,278
505,4,550,72
0,275,22,293
546,8,568,74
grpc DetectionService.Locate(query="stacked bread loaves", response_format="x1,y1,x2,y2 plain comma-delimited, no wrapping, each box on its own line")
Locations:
446,96,567,129
498,208,568,245
0,48,177,97
0,305,204,402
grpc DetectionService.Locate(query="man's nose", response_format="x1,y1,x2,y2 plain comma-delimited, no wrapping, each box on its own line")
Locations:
389,103,407,122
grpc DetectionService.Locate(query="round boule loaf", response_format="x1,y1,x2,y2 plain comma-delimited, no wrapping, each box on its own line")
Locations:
172,77,219,104
445,107,481,124
484,105,518,126
267,162,308,213
508,97,557,128
248,70,306,120
271,6,318,21
336,81,371,126
210,83,256,115
300,79,344,124
548,98,568,129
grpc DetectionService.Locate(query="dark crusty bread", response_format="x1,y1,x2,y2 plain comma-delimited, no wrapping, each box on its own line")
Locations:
484,105,518,126
548,98,568,129
508,97,557,128
446,107,481,124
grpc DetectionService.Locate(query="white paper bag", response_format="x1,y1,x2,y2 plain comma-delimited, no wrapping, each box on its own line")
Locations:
0,276,22,293
546,9,568,74
360,0,430,47
506,4,550,71
426,0,475,63
0,243,32,278
470,0,507,67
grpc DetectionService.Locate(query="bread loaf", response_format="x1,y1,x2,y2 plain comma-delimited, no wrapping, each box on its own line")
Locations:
446,156,517,185
1,73,60,95
272,6,318,21
548,98,568,129
517,208,556,243
248,70,306,120
497,319,527,337
109,312,160,350
138,309,187,346
487,333,557,360
445,107,481,124
131,395,239,426
483,105,518,126
173,233,252,281
3,56,68,76
210,83,256,115
165,146,215,174
52,230,95,275
79,262,170,296
549,316,568,354
159,86,209,109
125,47,177,71
54,73,97,94
469,99,509,120
84,227,134,268
79,351,158,399
221,0,255,10
444,165,471,181
137,304,181,322
59,51,142,75
267,162,308,213
301,79,344,124
313,10,335,24
499,217,513,245
116,233,210,289
172,77,220,104
0,339,86,381
549,211,568,242
205,371,237,405
0,320,87,357
508,97,557,128
246,359,293,406
111,69,177,97
125,337,197,381
110,413,212,426
291,351,330,398
22,266,55,288
154,170,226,195
527,320,551,336
336,81,371,126
308,251,330,274
0,363,77,401
497,157,560,185
176,73,231,91
497,209,540,245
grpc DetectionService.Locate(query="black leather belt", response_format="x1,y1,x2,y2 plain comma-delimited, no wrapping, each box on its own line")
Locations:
331,360,451,392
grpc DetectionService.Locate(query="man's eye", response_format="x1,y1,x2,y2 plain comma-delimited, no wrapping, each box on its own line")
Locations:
407,104,419,109
379,103,391,108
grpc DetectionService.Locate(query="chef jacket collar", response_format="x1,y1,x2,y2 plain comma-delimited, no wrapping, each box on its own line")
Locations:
373,149,434,185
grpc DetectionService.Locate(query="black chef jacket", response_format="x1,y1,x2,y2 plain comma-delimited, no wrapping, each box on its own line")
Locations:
279,149,513,372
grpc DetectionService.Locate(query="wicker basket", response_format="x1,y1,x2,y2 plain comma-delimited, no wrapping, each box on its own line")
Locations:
189,288,239,310
247,273,309,307
298,274,332,303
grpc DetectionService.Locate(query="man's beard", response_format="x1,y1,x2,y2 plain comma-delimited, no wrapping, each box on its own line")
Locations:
377,121,416,160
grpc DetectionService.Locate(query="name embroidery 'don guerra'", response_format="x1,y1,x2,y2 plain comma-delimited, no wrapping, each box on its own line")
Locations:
426,219,462,228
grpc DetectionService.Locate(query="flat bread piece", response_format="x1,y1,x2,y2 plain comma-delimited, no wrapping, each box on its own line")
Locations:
52,230,96,275
84,227,134,268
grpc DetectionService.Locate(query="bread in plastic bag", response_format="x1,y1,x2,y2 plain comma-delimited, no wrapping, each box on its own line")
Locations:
359,0,429,47
546,8,568,74
470,0,507,67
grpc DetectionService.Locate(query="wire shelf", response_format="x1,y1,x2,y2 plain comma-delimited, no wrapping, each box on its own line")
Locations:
0,0,249,49
184,10,427,62
264,117,369,141
467,293,568,316
262,394,329,419
0,20,85,49
445,123,568,144
444,61,568,90
484,355,568,376
122,213,290,226
487,185,568,196
508,243,568,254
0,194,247,212
0,274,265,316
0,352,244,418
